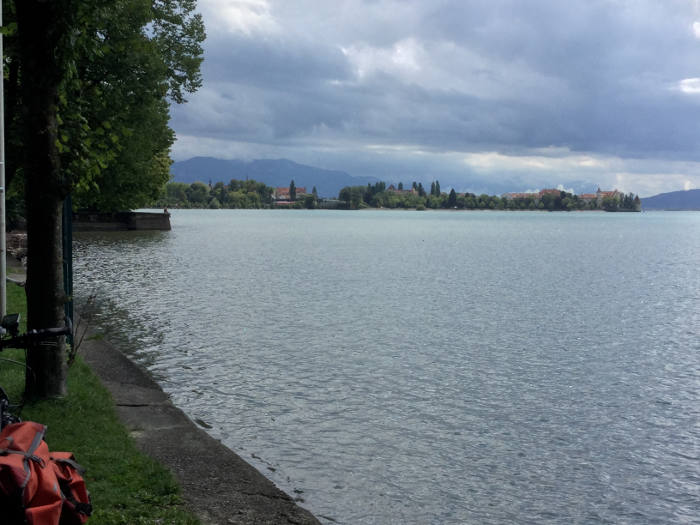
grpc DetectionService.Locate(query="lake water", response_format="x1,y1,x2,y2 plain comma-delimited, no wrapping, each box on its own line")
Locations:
73,210,699,524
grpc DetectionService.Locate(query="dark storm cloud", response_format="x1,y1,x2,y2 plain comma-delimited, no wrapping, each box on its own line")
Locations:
170,0,700,194
202,32,352,88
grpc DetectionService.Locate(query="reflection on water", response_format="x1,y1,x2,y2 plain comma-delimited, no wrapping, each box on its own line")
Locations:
74,210,700,524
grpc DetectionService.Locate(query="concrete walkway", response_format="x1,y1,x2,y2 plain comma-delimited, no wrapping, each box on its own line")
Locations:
7,255,320,525
81,335,321,525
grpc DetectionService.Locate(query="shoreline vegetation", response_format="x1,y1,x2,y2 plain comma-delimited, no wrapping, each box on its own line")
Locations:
157,178,642,212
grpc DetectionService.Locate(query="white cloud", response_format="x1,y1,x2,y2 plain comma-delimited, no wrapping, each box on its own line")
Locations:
340,37,568,103
614,172,700,197
341,38,424,80
577,157,606,168
556,184,575,194
678,77,700,94
200,0,278,36
693,21,700,38
462,151,611,173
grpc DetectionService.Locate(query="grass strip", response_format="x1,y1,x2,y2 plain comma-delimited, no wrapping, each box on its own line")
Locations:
0,283,200,524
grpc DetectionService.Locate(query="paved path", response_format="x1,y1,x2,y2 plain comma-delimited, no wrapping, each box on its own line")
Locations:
82,335,321,525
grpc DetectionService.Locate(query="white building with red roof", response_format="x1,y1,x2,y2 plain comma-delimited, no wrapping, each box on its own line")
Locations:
273,186,307,201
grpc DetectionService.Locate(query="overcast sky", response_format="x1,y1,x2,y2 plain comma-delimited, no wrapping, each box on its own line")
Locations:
170,0,700,197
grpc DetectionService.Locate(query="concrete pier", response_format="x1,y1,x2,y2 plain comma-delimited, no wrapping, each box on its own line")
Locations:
73,211,171,231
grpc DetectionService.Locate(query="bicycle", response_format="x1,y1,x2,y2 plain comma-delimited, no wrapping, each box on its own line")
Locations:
0,312,72,429
0,312,91,524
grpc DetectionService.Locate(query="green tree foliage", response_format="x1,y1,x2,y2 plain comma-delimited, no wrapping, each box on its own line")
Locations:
4,0,205,212
151,0,205,104
165,182,189,204
212,181,226,203
71,0,204,211
426,194,441,209
447,188,457,208
602,196,617,211
159,179,275,209
303,195,316,209
620,192,641,211
334,183,641,213
289,180,296,201
307,186,318,209
185,182,209,205
338,186,366,209
602,193,640,212
5,0,204,398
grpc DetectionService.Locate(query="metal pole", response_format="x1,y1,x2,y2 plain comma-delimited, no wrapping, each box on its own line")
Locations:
0,3,7,318
62,194,73,345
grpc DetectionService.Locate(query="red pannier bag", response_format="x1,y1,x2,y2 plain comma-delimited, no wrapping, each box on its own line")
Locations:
50,452,92,524
0,421,62,524
0,421,92,525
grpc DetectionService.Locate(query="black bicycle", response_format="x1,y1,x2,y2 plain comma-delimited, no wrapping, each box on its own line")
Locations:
0,313,72,429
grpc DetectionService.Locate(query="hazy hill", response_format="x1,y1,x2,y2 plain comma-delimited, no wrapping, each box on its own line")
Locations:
171,157,378,197
641,189,700,210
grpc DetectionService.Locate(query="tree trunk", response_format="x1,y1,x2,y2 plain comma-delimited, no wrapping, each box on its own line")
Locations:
24,193,66,398
15,0,72,398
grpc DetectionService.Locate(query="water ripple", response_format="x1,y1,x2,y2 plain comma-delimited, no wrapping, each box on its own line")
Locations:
74,210,700,524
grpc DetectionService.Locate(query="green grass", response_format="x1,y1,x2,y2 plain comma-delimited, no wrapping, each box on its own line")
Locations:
1,283,200,525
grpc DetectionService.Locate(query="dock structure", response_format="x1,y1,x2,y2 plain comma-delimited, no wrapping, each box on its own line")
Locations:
73,211,171,231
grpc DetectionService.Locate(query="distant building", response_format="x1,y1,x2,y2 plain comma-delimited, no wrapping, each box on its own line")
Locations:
596,188,620,202
387,184,417,196
273,186,307,201
502,189,558,200
502,188,620,205
502,192,539,200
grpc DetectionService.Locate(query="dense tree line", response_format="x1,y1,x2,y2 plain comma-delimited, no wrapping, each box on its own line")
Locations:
158,179,640,213
602,193,642,212
158,180,321,209
160,180,273,208
338,182,641,212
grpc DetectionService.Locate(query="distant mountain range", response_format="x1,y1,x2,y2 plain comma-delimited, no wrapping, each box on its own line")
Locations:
170,157,378,197
641,189,700,210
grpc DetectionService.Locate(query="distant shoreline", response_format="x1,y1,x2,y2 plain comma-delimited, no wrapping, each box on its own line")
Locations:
158,206,648,213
